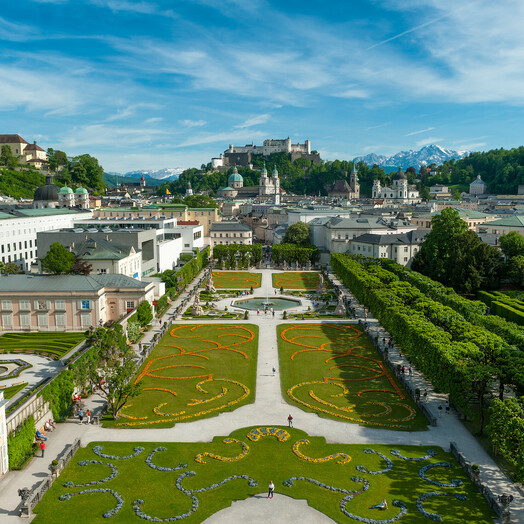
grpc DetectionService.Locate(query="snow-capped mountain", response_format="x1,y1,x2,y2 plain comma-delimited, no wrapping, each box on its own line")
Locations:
354,145,470,172
106,168,183,181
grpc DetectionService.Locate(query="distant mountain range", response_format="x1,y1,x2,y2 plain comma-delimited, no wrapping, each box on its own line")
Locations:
353,144,470,172
104,168,183,188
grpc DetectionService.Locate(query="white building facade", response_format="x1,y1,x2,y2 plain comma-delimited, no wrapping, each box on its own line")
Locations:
372,168,421,204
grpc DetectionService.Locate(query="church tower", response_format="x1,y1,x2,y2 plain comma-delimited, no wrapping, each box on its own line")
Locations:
140,174,146,188
372,179,381,199
272,164,280,205
259,162,268,196
185,182,193,197
350,164,360,199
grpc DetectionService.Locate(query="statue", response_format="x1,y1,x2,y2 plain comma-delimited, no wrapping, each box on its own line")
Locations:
206,275,216,293
334,292,346,316
307,260,312,271
192,294,203,316
283,261,287,271
316,273,327,295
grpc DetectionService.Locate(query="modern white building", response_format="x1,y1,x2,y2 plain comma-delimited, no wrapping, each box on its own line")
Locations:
0,208,92,270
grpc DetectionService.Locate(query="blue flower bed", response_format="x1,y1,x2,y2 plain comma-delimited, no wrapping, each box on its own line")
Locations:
0,359,31,380
356,449,393,475
93,446,144,460
416,492,468,522
146,447,187,472
59,488,123,518
419,462,463,487
63,460,118,487
390,449,437,462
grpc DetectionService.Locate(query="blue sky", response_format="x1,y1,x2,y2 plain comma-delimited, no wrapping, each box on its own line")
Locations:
1,0,524,172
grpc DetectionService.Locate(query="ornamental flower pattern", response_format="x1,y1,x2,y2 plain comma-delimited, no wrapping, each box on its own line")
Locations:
419,463,463,487
292,439,351,464
356,449,393,475
59,488,124,518
146,447,187,472
93,446,145,460
390,449,438,462
195,438,249,464
247,427,290,442
63,460,118,487
416,492,468,522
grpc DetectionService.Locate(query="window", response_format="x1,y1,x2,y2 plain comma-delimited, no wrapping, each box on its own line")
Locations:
126,301,135,310
98,268,107,274
404,247,408,252
81,313,91,326
37,314,48,327
56,314,66,326
1,300,12,311
1,246,3,253
36,300,50,310
20,314,30,327
19,300,30,311
2,313,12,327
55,300,66,311
80,300,90,310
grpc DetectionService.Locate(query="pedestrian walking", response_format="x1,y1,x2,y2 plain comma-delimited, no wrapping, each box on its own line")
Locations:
268,480,274,499
399,349,403,357
401,366,405,375
287,414,293,428
257,309,260,315
445,400,450,414
86,410,91,425
408,367,413,377
40,441,46,458
423,389,428,402
78,409,84,424
272,310,275,317
272,367,276,376
438,405,443,418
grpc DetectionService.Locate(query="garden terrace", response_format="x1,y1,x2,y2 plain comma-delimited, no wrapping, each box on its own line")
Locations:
32,427,495,523
212,272,262,289
272,272,321,290
0,332,84,359
278,323,427,431
103,324,259,428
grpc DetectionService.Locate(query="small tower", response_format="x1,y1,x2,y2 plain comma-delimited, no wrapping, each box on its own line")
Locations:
75,186,89,208
372,179,381,199
350,164,360,199
272,165,281,206
185,182,193,197
259,162,268,196
58,185,74,207
140,174,146,188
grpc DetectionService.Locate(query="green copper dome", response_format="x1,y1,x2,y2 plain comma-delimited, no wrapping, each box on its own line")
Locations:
75,187,89,194
59,186,73,194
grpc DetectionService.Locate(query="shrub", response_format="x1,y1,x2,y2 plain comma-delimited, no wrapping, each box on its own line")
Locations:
8,416,35,470
136,301,153,327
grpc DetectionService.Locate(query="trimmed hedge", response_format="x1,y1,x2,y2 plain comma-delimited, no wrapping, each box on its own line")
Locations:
8,415,35,470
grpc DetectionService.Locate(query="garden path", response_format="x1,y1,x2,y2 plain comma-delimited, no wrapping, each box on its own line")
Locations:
0,268,522,522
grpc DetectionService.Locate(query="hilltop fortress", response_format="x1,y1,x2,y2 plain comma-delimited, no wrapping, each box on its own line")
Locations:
211,138,320,169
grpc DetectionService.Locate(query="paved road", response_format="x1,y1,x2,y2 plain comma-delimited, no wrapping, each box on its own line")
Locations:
0,267,522,523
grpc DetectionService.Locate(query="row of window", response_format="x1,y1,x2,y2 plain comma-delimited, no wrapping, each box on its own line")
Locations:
0,240,33,253
1,312,91,327
1,299,91,311
212,233,250,238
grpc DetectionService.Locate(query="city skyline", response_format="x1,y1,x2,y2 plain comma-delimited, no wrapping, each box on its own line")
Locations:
1,0,524,171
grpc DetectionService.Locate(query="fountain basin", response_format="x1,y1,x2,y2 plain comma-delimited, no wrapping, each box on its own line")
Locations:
233,297,301,311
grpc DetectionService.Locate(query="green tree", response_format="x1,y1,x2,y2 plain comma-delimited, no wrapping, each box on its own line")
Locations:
70,154,105,191
419,187,431,201
500,231,524,259
136,301,153,327
47,148,68,172
127,321,142,343
0,262,22,274
508,255,524,286
452,190,461,201
283,221,311,246
41,242,75,274
0,145,18,168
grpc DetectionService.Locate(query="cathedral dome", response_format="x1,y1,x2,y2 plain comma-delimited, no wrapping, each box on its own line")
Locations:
228,172,243,184
34,175,59,202
393,167,407,180
75,187,88,194
59,186,73,194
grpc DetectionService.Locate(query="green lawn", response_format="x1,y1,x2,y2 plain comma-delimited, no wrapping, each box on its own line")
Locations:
1,382,28,399
273,272,321,290
32,427,495,524
212,272,262,289
278,323,428,431
103,324,259,429
0,332,84,358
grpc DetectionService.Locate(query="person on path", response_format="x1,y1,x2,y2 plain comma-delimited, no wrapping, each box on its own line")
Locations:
287,414,293,428
445,400,450,414
272,310,275,317
408,367,413,377
423,389,428,402
438,405,443,418
78,409,84,424
272,367,276,376
40,441,46,458
257,309,260,315
86,410,91,425
401,366,405,375
268,480,274,499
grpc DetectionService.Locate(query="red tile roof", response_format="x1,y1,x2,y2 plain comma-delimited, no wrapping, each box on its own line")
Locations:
24,143,45,151
0,134,28,144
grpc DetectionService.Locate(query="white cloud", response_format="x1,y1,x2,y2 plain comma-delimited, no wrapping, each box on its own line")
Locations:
234,114,270,128
145,117,163,124
415,137,444,147
365,122,392,131
334,88,369,99
179,119,207,128
405,127,435,137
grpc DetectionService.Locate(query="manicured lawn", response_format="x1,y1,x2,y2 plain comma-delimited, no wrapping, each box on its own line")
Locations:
103,324,258,428
1,381,28,399
32,427,495,524
273,272,321,290
0,332,84,358
212,272,262,289
278,323,428,431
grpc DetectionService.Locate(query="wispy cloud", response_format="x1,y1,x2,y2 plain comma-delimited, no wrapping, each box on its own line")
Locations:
415,137,444,147
365,122,392,131
234,114,270,128
179,119,207,128
405,127,435,136
174,129,267,148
